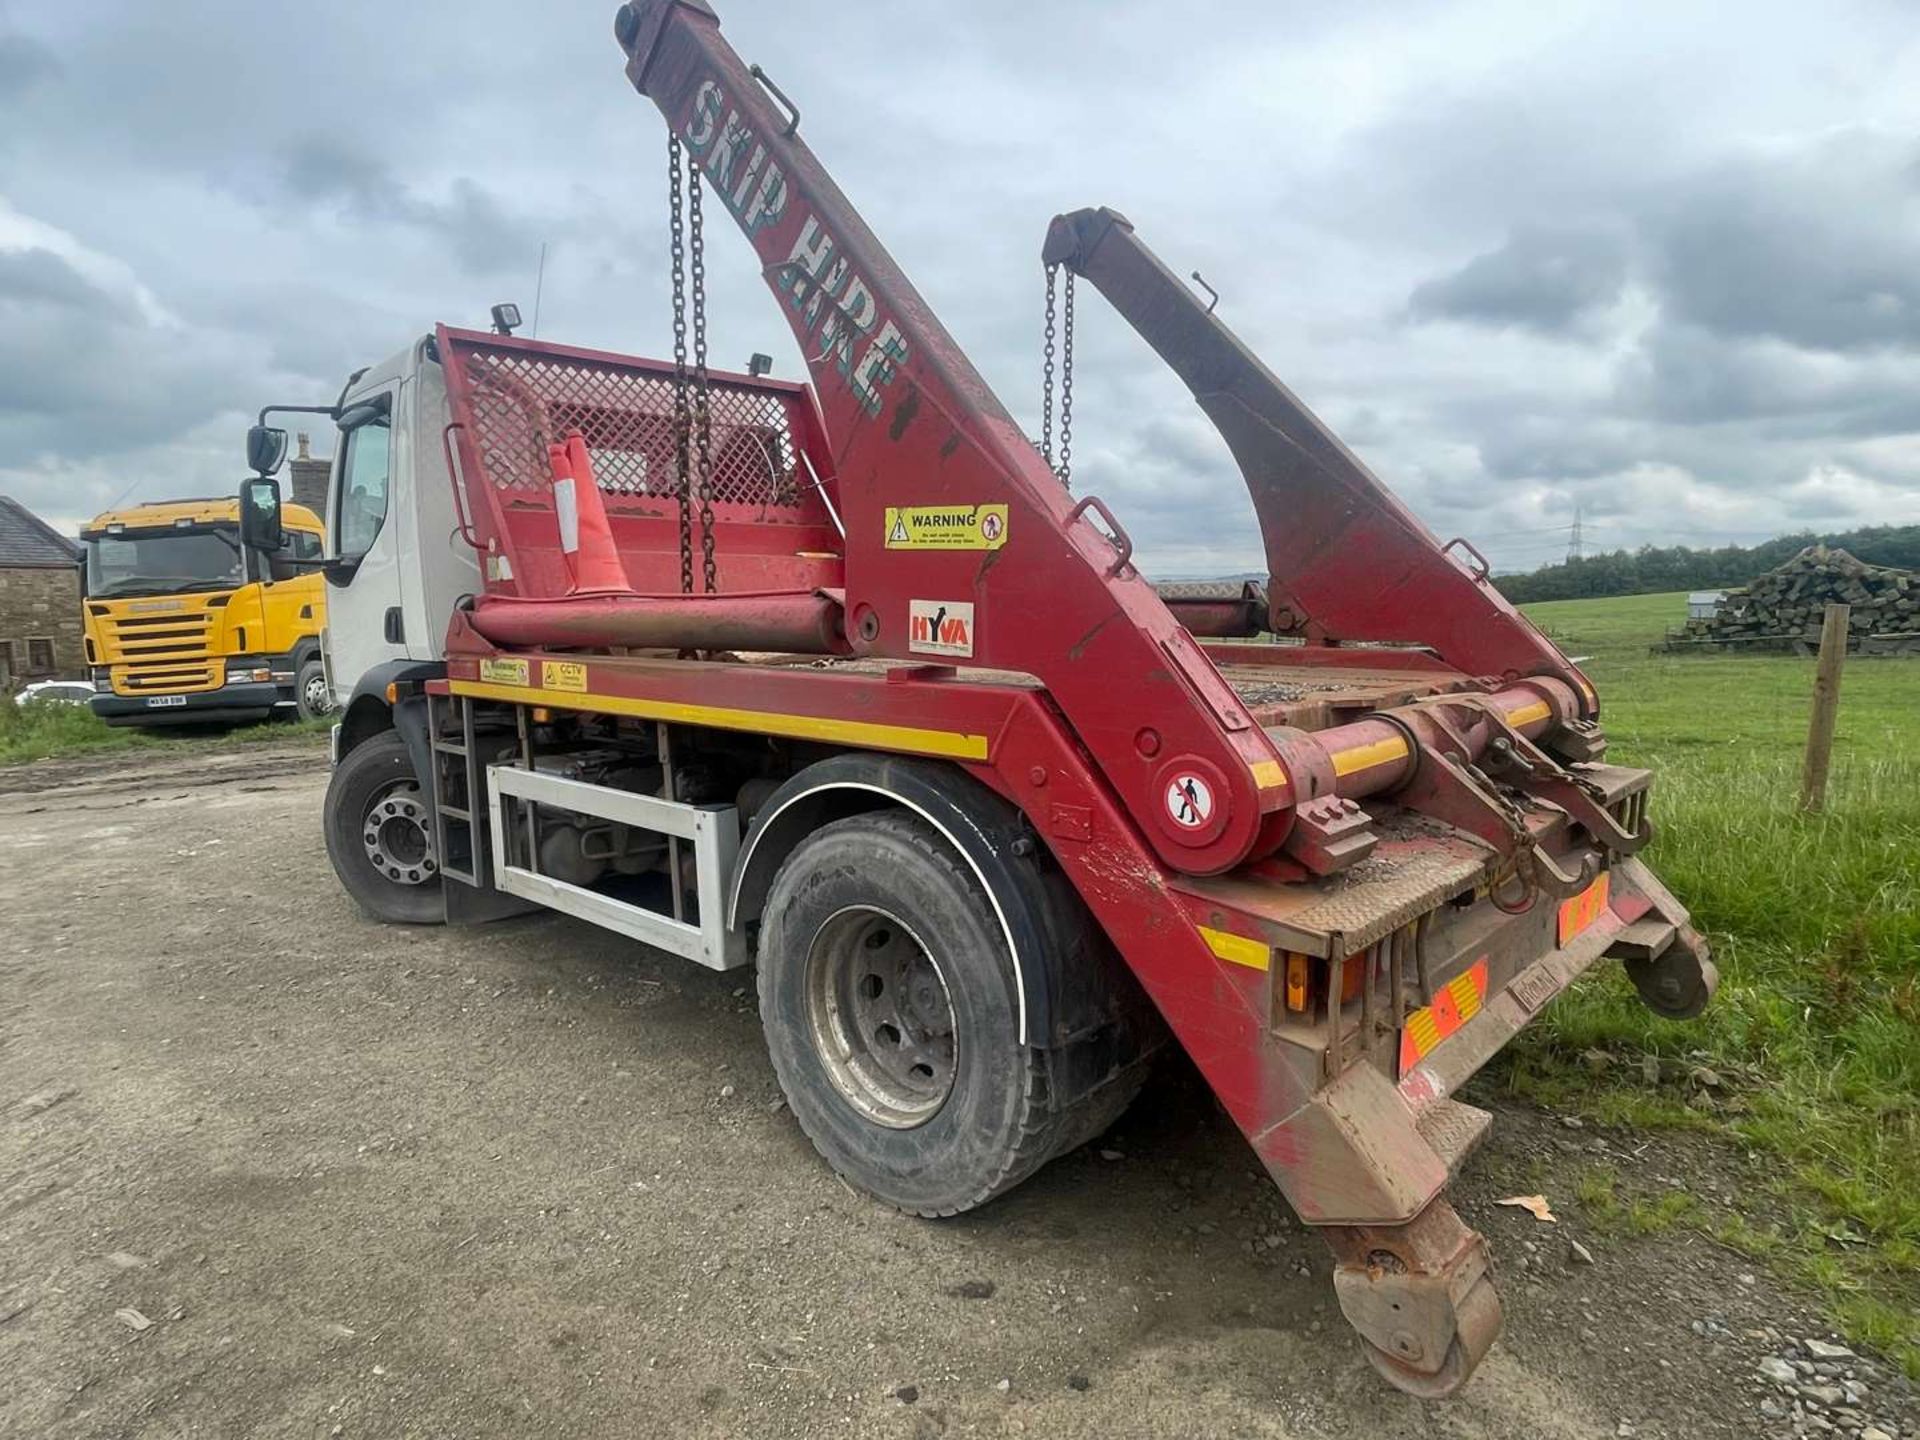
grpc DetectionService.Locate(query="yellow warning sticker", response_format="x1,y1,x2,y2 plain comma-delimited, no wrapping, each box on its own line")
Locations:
479,657,530,685
884,504,1008,550
542,660,588,693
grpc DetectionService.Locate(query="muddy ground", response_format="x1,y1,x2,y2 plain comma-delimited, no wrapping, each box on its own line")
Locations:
1,740,1913,1439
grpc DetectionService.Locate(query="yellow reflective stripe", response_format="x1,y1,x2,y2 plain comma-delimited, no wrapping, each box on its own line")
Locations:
1407,1010,1441,1054
1250,759,1289,791
1507,701,1551,727
1330,735,1410,777
449,679,990,760
1449,971,1483,1023
1200,925,1271,972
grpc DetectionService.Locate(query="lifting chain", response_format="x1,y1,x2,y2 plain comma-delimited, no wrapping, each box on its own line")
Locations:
1040,264,1056,467
667,135,694,595
688,153,717,594
667,136,718,594
1039,263,1075,489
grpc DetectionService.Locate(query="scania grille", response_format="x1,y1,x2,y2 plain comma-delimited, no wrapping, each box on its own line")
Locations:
103,610,215,664
119,660,220,692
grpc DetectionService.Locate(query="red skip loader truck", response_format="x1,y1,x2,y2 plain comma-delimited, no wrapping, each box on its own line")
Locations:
238,0,1715,1395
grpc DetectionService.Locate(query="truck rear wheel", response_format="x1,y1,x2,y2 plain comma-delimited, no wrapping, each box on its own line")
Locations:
323,730,444,924
757,810,1147,1217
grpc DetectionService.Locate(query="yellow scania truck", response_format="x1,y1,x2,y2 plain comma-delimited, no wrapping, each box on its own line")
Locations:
80,496,331,727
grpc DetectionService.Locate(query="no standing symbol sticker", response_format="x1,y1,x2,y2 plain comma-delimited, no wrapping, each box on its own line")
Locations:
1165,773,1214,829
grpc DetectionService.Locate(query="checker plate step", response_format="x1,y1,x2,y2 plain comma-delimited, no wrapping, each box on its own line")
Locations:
1416,1098,1493,1178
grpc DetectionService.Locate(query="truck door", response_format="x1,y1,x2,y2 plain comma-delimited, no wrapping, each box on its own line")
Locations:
323,386,416,689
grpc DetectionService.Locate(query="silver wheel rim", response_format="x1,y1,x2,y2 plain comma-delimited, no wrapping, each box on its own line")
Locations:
804,906,957,1129
361,784,438,886
304,671,332,714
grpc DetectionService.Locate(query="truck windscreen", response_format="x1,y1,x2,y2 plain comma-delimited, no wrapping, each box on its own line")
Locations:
85,526,244,597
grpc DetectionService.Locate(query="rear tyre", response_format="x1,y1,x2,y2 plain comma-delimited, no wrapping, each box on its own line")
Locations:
295,657,334,721
757,809,1151,1217
323,730,444,924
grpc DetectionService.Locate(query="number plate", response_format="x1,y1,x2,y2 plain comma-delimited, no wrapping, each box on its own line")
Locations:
144,694,187,708
1556,871,1611,945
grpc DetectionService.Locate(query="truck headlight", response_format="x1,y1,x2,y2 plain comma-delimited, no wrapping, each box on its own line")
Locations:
226,662,272,685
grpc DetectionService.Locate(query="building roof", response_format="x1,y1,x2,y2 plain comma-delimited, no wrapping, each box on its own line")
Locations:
0,495,81,569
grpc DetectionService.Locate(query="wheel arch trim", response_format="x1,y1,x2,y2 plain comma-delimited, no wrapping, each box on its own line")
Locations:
728,756,1046,1044
334,660,445,762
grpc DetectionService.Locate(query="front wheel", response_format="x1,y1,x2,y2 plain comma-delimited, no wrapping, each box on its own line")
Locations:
295,657,334,721
757,810,1148,1217
323,730,444,924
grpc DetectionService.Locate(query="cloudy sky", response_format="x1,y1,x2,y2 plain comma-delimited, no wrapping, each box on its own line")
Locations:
3,1,1919,576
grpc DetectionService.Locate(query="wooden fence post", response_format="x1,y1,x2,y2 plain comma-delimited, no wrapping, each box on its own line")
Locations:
1799,602,1850,814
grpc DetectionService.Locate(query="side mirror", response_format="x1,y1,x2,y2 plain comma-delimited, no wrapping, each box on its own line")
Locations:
240,477,284,552
247,424,289,476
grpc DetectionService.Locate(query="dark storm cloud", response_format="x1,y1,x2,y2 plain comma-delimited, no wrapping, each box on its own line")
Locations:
0,240,251,463
1614,322,1920,431
0,29,56,99
0,246,114,313
1407,225,1628,333
1472,413,1643,485
1641,132,1920,354
280,135,538,277
1403,131,1920,361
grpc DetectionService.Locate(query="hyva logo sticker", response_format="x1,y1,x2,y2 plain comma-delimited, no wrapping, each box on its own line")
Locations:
908,600,974,658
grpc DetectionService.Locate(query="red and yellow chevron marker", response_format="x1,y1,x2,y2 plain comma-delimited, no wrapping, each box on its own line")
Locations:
1556,871,1612,945
1399,958,1489,1076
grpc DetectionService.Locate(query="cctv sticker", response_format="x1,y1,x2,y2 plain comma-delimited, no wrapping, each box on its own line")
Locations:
908,599,974,658
1165,773,1213,829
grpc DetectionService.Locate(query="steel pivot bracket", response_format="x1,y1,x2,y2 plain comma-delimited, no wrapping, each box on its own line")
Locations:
1465,700,1650,857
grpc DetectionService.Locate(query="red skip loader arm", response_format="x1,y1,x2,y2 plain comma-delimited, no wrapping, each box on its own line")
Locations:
1042,208,1599,716
614,0,1290,877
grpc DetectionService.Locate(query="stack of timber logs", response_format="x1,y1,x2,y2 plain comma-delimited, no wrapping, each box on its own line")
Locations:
1673,547,1920,655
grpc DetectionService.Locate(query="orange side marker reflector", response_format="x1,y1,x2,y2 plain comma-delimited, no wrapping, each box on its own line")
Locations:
1556,871,1612,945
1285,952,1310,1013
1398,958,1489,1075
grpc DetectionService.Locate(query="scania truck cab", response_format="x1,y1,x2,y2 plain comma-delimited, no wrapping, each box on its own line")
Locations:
81,497,331,726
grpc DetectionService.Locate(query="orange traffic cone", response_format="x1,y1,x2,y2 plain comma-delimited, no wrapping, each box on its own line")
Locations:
548,431,632,594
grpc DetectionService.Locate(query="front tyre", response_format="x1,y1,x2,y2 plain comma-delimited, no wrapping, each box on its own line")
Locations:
323,730,444,924
295,657,334,721
758,810,1142,1217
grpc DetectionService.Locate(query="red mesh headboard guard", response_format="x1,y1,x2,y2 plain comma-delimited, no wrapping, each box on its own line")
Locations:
438,326,844,600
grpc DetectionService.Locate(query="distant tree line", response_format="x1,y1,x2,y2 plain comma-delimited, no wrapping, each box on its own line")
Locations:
1493,525,1920,603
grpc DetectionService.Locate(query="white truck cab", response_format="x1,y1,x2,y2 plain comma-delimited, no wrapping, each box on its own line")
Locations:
319,335,482,702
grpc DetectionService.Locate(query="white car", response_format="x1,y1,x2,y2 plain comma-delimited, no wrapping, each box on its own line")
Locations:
14,680,95,707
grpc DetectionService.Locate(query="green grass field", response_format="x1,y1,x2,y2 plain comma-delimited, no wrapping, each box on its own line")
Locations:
1511,591,1920,1371
0,696,331,766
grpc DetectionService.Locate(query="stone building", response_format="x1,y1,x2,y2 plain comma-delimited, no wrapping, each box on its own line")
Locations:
0,495,83,688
